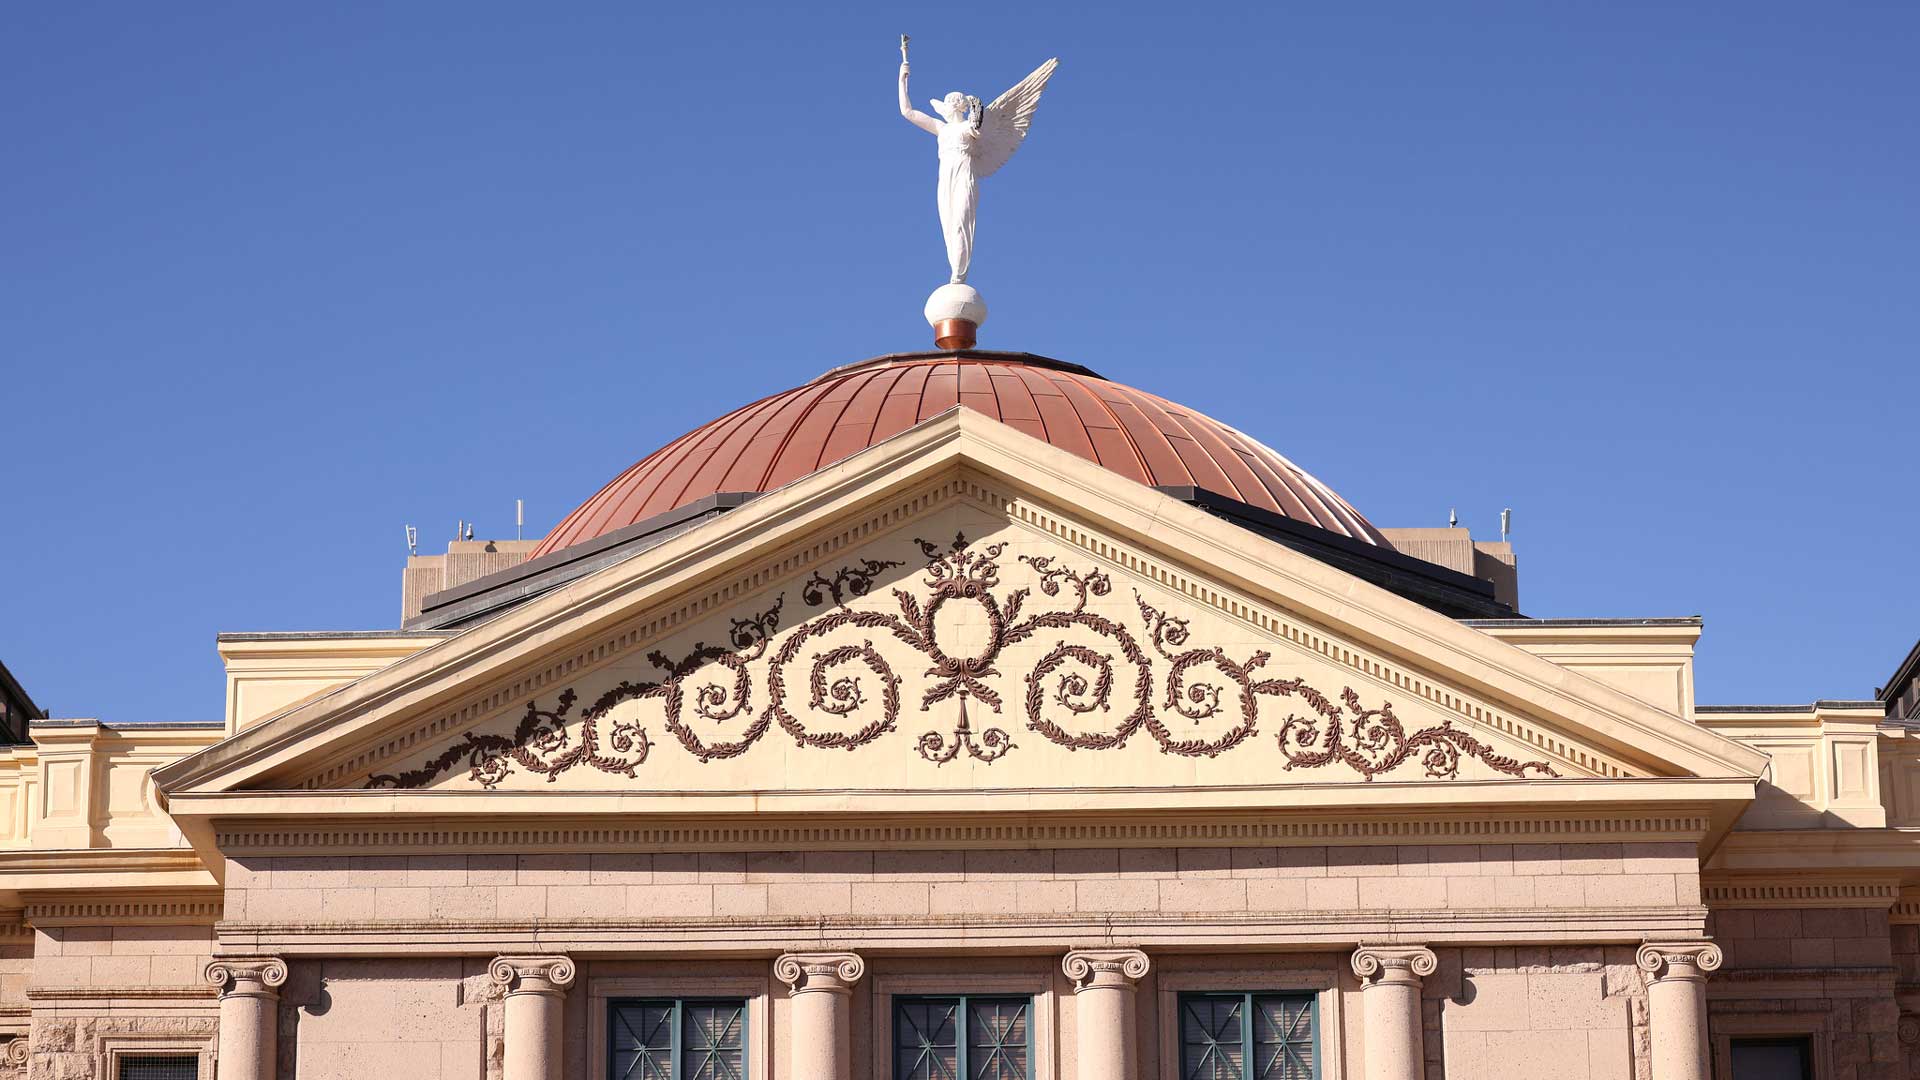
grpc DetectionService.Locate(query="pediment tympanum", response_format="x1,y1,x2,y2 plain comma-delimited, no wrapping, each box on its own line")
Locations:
158,409,1765,809
337,506,1583,792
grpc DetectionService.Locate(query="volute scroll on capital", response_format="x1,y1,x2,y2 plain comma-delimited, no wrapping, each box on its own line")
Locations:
1062,949,1151,990
775,952,867,994
1634,942,1723,981
1349,945,1438,984
489,955,578,995
3,1038,28,1066
204,956,289,995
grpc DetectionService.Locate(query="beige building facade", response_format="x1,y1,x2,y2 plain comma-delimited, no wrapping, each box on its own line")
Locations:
3,354,1916,1080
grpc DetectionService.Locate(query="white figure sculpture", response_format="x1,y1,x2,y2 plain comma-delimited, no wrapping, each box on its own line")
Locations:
898,37,1058,285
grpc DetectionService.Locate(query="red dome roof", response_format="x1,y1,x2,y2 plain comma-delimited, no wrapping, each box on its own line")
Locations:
533,353,1385,558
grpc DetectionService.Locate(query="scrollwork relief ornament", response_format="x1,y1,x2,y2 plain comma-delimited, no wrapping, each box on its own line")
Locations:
369,532,1561,787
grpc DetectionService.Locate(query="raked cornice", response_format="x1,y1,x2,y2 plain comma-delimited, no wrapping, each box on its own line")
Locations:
153,409,1766,806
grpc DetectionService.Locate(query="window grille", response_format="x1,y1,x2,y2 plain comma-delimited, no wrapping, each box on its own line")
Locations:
608,998,747,1080
117,1056,199,1080
894,995,1031,1080
1179,992,1316,1080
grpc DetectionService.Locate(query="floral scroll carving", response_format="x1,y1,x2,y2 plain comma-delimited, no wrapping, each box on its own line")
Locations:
369,534,1559,788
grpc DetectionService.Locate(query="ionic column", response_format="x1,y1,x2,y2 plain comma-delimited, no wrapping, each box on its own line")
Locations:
490,955,577,1080
205,957,287,1080
775,952,866,1080
1351,945,1435,1080
1063,949,1150,1080
1637,942,1722,1080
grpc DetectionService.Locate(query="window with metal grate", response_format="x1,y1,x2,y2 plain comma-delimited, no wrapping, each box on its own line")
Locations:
117,1054,199,1080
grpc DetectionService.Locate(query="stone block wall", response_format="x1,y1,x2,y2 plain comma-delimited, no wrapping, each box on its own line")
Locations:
274,957,495,1080
1706,906,1901,1080
1423,946,1647,1080
222,840,1700,924
25,924,218,1079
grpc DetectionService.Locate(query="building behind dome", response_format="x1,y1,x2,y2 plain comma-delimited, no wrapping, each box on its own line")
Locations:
4,332,1918,1080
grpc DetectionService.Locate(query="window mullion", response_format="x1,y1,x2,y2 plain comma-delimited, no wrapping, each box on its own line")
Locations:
1241,993,1255,1080
956,995,969,1080
671,999,683,1080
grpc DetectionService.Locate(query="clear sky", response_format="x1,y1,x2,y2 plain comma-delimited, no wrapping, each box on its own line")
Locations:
3,2,1914,722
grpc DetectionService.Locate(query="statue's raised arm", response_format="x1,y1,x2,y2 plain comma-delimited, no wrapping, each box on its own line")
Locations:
898,42,939,135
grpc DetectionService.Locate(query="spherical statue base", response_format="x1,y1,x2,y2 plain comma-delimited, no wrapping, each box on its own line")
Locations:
924,283,988,350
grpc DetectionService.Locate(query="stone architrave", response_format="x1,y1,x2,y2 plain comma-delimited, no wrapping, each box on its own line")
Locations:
1351,945,1437,1080
205,957,288,1080
1636,942,1722,1080
775,952,867,1080
1063,949,1150,1080
490,955,577,1080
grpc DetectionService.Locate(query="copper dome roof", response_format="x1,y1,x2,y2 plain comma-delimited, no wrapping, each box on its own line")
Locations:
532,352,1386,558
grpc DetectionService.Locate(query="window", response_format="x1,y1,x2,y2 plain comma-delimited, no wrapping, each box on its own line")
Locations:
894,995,1031,1080
1179,992,1316,1080
608,998,747,1080
1729,1037,1813,1080
117,1056,199,1080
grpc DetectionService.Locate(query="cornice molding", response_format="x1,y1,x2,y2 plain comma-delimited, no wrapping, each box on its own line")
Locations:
1703,880,1900,910
210,808,1716,856
23,889,222,928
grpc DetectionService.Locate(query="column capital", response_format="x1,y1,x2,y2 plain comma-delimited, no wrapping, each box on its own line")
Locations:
1635,942,1722,984
1350,945,1437,988
204,957,287,999
1063,948,1151,992
775,952,866,996
490,955,577,998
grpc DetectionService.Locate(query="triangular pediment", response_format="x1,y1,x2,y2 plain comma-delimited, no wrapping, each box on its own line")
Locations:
155,409,1764,822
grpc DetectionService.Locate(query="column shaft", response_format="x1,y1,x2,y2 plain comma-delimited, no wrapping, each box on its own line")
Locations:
1638,943,1721,1080
1351,945,1435,1080
491,956,577,1080
205,957,287,1080
776,952,866,1080
1064,949,1150,1080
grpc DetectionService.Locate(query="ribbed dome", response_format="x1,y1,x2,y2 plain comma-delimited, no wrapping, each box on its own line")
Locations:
533,352,1385,558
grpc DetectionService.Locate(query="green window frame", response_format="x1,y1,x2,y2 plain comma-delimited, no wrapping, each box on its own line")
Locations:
893,994,1033,1080
607,997,748,1080
1178,991,1318,1080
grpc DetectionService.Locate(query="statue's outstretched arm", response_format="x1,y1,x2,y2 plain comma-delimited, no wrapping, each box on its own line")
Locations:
899,63,939,135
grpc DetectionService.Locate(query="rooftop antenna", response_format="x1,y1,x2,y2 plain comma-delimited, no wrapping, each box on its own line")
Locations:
1501,508,1512,543
516,499,525,541
1448,507,1458,529
455,520,464,541
405,524,417,556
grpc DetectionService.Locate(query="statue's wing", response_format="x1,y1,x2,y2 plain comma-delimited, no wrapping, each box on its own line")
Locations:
974,57,1059,179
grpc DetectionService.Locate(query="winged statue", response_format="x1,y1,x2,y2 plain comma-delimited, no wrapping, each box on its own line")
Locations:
898,40,1059,285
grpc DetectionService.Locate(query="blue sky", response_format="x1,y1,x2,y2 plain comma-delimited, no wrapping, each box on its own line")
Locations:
3,2,1914,722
